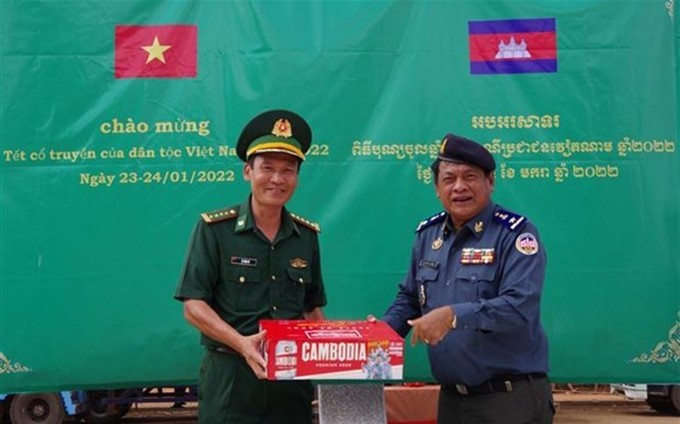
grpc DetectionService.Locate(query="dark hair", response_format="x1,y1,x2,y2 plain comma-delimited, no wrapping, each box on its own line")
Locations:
430,159,442,182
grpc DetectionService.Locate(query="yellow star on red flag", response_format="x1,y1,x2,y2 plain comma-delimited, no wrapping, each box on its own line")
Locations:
115,25,197,78
142,36,171,64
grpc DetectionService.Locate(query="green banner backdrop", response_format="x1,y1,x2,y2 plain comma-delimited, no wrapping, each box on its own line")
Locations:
1,0,678,392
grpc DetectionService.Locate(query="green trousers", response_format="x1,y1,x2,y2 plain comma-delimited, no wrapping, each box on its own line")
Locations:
198,349,314,424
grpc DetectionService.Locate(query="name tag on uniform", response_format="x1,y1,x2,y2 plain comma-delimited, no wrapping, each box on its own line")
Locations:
418,260,439,269
461,248,495,265
231,256,258,267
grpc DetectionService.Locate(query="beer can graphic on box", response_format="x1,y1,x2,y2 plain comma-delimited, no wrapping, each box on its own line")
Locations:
260,320,404,380
274,340,297,379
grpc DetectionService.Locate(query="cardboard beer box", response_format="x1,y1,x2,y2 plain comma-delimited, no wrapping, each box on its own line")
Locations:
259,319,404,380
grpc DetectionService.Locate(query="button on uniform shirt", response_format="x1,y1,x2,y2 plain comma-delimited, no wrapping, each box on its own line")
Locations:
382,202,549,386
175,197,327,347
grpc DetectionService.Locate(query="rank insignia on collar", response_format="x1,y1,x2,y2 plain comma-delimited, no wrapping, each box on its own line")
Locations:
419,284,426,306
461,248,495,264
432,237,443,250
290,257,308,268
231,256,258,267
474,221,484,233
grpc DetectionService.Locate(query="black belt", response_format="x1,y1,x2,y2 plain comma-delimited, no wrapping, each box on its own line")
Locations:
445,372,547,396
206,345,239,355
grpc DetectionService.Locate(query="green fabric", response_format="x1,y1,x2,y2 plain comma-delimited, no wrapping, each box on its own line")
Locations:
0,0,678,391
175,197,326,341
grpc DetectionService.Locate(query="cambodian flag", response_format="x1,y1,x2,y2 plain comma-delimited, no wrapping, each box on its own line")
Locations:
468,18,557,75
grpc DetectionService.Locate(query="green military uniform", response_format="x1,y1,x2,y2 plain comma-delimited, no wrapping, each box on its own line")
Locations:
175,110,326,424
175,197,326,424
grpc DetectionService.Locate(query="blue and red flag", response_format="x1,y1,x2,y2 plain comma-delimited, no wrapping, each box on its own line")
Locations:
468,18,557,75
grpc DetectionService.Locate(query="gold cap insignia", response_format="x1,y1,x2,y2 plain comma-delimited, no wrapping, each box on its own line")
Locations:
272,118,292,138
474,221,484,233
432,237,443,250
439,137,447,154
290,257,308,268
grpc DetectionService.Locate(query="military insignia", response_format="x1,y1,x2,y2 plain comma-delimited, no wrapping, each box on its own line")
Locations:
271,118,292,138
231,256,258,267
432,237,443,250
474,221,484,233
494,209,526,231
415,211,446,233
439,137,448,154
419,285,426,306
515,233,539,255
290,213,321,233
461,248,495,264
201,208,237,224
289,257,308,268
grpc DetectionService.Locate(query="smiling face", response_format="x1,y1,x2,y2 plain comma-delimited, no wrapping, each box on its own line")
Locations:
244,152,300,210
434,161,494,229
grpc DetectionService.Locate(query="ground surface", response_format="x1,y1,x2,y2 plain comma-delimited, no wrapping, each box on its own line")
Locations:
111,391,679,423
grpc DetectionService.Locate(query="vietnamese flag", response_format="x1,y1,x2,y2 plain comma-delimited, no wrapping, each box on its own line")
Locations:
115,25,197,78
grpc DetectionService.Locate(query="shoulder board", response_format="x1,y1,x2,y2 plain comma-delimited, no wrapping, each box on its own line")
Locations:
415,211,446,233
290,213,321,233
201,207,238,224
493,209,526,231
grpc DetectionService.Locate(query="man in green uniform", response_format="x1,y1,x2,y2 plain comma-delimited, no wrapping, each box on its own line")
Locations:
175,109,327,424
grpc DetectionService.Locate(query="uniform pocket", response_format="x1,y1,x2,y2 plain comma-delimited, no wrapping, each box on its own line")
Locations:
415,267,439,310
454,266,497,301
415,267,439,284
283,268,311,308
224,266,262,312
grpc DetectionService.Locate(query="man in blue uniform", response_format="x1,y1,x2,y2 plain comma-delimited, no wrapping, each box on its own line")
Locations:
378,133,554,423
175,110,326,424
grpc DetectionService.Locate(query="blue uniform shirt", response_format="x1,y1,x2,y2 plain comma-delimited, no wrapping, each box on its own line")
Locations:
382,202,549,386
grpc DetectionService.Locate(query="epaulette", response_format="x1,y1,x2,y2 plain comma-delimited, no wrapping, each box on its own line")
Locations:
415,211,446,233
201,207,238,224
493,209,526,231
290,213,321,233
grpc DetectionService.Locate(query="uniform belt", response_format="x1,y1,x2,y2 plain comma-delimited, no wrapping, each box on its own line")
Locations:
446,372,547,396
206,345,239,355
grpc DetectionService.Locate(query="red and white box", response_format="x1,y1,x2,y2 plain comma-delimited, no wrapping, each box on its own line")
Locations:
259,320,404,380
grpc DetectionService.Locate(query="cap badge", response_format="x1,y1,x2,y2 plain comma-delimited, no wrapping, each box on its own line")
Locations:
272,118,292,138
289,257,308,268
474,221,484,233
439,137,448,154
432,237,443,250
